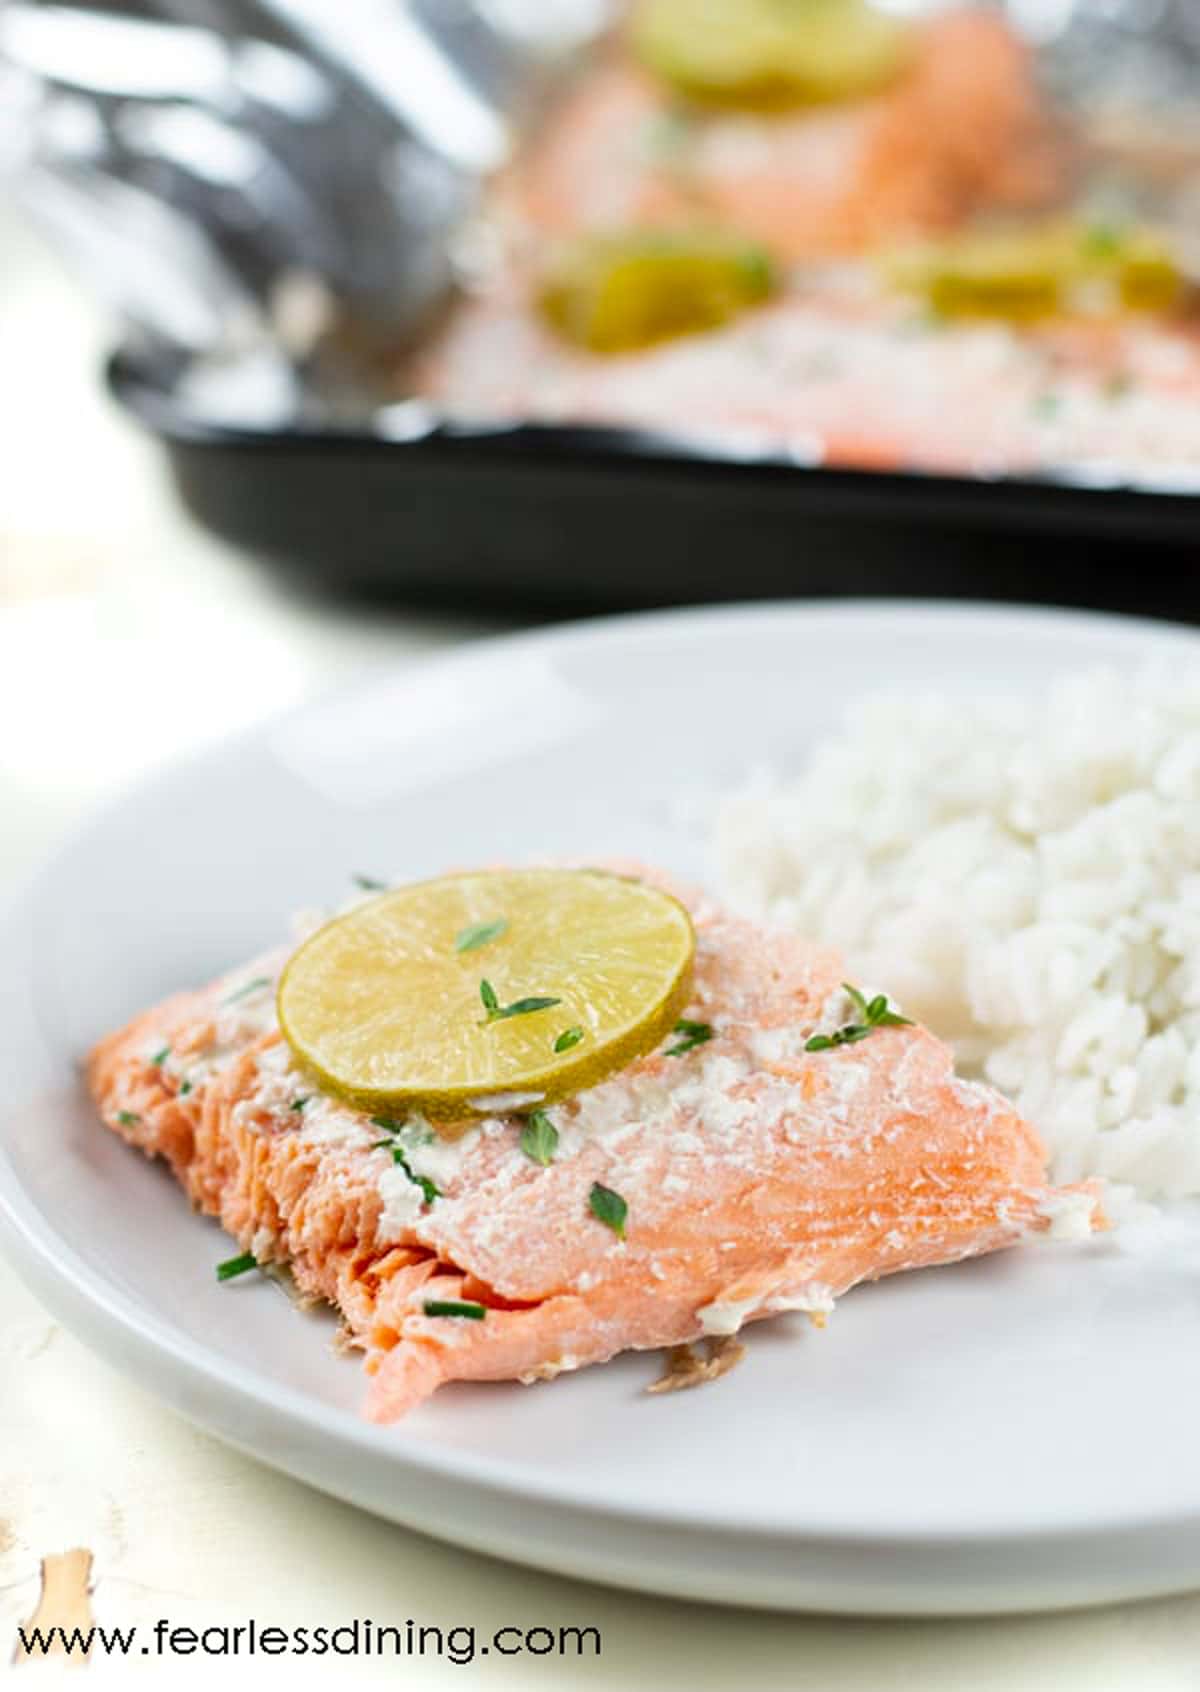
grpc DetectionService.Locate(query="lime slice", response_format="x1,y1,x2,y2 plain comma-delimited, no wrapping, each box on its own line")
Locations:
631,0,913,110
277,868,696,1119
540,230,776,354
1108,229,1182,312
886,221,1183,321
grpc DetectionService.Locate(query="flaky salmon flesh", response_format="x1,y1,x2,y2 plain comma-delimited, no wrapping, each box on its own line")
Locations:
87,869,1101,1422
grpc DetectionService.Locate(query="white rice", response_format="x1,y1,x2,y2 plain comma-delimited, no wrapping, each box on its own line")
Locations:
714,665,1200,1199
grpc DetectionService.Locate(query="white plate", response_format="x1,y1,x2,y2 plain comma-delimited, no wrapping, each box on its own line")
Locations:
5,600,1200,1617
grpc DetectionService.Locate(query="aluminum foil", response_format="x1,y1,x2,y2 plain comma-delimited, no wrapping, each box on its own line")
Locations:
0,0,612,417
1,0,1197,424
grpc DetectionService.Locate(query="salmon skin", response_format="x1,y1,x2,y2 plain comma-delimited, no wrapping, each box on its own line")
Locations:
87,868,1099,1422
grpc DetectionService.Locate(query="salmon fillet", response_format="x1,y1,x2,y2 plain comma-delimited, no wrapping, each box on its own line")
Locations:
86,870,1099,1422
508,11,1062,260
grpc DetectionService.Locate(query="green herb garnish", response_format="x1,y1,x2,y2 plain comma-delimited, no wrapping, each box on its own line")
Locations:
150,1045,170,1066
216,1251,258,1282
371,1114,430,1142
478,979,562,1024
520,1109,559,1167
589,1182,628,1239
423,1299,486,1320
223,976,270,1005
353,874,388,891
179,1079,192,1096
396,1151,438,1205
805,984,913,1052
116,1110,140,1126
665,1018,713,1056
1081,221,1123,259
553,1026,584,1053
290,1096,309,1112
455,917,508,954
370,1122,439,1203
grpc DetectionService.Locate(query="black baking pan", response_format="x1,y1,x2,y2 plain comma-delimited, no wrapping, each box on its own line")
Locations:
109,347,1200,617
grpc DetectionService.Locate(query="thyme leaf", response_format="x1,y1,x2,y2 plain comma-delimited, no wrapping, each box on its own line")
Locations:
520,1109,559,1167
805,984,913,1053
479,980,561,1024
455,917,508,954
589,1182,628,1239
665,1018,713,1056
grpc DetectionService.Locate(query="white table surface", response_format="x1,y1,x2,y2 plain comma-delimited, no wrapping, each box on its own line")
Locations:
1,206,1198,1690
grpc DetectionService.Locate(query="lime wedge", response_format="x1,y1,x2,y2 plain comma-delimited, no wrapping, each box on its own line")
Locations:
540,230,776,354
631,0,913,110
277,869,696,1119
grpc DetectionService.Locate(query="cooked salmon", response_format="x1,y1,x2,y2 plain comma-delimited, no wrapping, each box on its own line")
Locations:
509,11,1062,261
415,8,1200,481
87,870,1100,1422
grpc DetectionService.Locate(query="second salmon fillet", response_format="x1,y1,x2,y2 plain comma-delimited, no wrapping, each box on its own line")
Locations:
87,871,1100,1422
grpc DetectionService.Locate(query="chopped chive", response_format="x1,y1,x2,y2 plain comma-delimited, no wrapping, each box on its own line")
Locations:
423,1299,486,1320
116,1109,140,1126
554,1026,584,1053
179,1079,193,1096
150,1045,170,1067
520,1109,559,1167
290,1096,309,1112
665,1018,713,1056
372,1119,437,1201
405,1168,439,1206
389,1142,439,1205
589,1181,628,1239
216,1251,258,1282
353,874,388,891
455,917,508,954
223,976,270,1005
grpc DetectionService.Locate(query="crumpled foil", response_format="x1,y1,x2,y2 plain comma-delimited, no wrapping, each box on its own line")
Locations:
0,0,611,417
